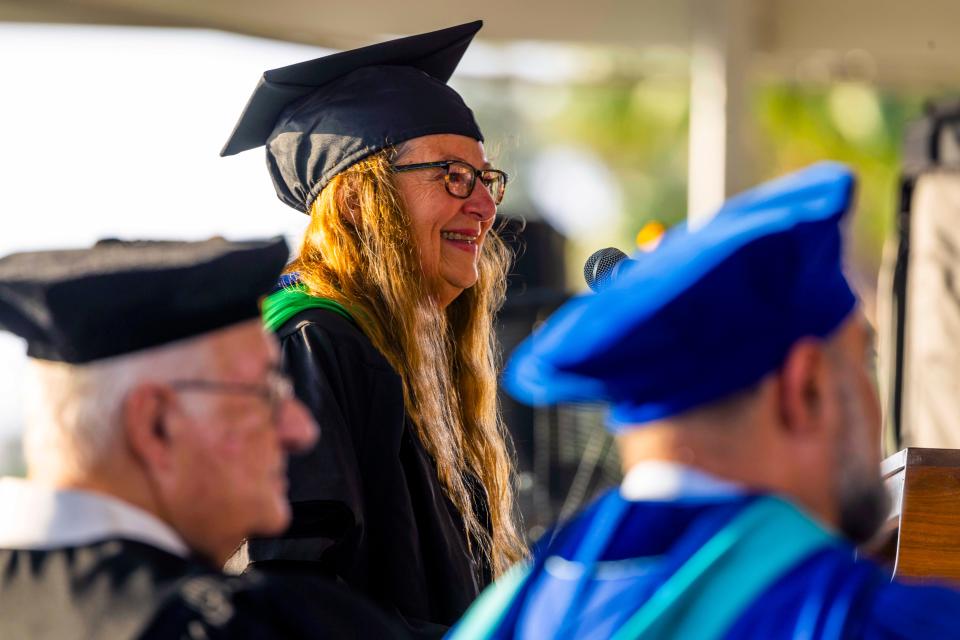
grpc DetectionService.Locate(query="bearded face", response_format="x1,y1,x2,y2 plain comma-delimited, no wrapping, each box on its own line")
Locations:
831,342,889,545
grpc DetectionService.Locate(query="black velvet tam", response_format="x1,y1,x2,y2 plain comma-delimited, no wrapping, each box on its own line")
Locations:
0,237,288,363
220,21,484,213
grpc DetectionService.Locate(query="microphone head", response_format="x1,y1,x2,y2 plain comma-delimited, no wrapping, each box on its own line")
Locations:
583,247,628,292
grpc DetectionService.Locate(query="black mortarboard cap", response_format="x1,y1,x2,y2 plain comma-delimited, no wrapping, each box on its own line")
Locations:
220,21,484,213
0,237,288,363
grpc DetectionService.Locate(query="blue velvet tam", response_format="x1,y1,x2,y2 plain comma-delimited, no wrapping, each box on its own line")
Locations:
503,162,858,431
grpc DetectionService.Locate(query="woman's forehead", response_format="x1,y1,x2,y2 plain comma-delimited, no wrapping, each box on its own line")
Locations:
404,134,487,165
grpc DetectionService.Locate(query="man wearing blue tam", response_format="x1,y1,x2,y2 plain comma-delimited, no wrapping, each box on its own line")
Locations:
450,162,960,639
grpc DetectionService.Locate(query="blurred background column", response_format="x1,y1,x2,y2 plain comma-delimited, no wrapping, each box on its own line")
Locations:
687,0,754,225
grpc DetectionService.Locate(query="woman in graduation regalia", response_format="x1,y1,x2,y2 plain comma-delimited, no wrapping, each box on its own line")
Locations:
221,21,526,636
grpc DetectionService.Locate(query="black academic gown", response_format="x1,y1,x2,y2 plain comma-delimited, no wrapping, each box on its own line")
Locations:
0,538,403,639
242,308,486,637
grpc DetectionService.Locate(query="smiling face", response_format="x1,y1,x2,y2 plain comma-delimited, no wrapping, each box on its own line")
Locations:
392,134,498,307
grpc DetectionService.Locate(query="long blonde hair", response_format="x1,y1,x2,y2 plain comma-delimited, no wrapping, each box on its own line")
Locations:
288,147,526,576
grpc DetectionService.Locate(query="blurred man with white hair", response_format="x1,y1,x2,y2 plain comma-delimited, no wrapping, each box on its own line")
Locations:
0,238,402,638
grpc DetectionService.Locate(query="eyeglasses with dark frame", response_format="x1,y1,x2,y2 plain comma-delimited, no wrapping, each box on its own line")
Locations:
391,160,508,205
169,369,294,422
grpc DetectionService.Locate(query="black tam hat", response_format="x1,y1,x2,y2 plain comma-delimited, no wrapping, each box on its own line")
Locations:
0,237,288,363
220,21,484,213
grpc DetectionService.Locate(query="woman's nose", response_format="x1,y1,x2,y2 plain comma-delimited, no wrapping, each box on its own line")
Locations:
464,182,497,221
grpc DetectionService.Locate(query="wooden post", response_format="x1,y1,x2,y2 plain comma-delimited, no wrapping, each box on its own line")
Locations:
687,0,754,226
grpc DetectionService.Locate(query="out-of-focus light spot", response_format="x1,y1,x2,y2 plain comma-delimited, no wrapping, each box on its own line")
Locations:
529,147,622,237
636,221,666,251
828,82,883,143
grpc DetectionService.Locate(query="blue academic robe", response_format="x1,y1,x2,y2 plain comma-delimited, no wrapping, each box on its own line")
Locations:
452,490,960,639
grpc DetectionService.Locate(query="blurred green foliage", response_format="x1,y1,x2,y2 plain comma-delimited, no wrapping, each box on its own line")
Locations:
756,84,924,273
521,77,691,242
497,73,926,279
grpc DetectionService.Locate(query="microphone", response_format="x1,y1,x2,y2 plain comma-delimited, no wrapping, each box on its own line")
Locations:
583,247,635,292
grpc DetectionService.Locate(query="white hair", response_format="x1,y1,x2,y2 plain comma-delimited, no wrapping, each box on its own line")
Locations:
23,337,213,479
